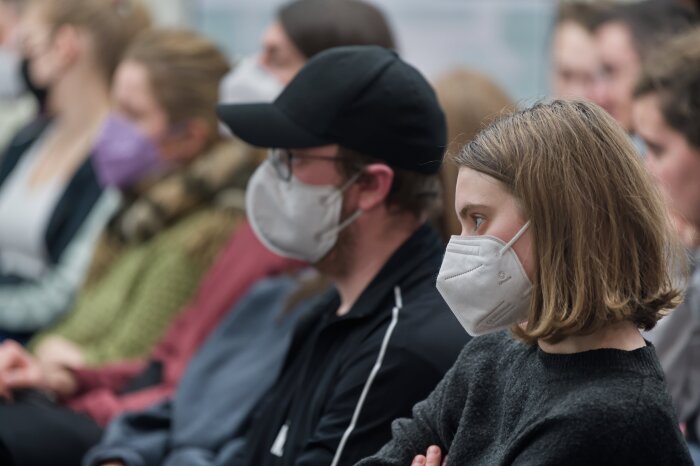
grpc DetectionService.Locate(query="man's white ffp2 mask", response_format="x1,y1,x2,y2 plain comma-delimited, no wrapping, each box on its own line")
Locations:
246,160,361,263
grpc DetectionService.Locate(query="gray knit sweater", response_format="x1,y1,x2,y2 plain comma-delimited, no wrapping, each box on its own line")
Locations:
357,332,691,466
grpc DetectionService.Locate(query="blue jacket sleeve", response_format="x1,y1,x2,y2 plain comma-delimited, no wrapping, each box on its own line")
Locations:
82,399,173,466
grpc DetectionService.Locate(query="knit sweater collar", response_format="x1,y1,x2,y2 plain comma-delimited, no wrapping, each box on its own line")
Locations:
535,339,664,378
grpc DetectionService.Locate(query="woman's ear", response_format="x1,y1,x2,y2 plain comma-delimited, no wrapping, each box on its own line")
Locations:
52,25,82,69
355,163,394,212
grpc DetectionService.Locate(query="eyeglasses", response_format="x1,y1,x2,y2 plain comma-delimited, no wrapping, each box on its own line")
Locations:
269,148,340,181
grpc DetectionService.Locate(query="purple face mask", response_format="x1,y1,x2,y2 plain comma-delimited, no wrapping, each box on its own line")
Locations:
92,114,162,188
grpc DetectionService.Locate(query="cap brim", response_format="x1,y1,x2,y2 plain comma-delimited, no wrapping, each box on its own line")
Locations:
217,102,331,149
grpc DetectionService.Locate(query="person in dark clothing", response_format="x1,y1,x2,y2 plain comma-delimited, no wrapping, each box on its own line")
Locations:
357,100,692,465
217,46,468,466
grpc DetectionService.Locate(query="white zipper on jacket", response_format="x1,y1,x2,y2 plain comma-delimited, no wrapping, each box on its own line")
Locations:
270,422,290,457
330,286,403,466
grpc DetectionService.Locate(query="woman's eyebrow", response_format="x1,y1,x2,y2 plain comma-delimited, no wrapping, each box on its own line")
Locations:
458,203,489,219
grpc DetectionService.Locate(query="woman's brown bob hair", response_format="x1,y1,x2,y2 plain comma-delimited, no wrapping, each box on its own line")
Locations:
455,99,685,344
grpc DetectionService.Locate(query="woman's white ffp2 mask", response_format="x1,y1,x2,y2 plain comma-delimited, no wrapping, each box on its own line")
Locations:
436,222,532,336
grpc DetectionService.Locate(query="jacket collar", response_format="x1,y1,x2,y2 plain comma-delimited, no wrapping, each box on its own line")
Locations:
329,223,443,322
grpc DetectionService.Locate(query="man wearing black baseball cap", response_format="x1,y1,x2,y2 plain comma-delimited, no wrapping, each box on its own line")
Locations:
218,45,468,466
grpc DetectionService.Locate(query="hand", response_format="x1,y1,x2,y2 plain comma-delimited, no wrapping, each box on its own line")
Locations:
412,445,448,466
0,340,45,399
34,335,86,368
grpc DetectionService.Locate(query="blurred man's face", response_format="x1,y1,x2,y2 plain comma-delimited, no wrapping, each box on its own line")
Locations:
551,21,600,101
594,22,640,132
633,93,700,229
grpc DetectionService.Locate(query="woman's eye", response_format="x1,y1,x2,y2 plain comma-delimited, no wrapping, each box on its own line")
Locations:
472,216,484,232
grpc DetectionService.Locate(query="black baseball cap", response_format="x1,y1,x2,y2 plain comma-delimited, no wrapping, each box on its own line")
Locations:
217,45,446,174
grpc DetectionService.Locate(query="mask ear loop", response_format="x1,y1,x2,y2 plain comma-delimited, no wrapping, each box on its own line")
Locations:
499,221,531,255
322,170,363,205
317,209,363,242
317,171,364,241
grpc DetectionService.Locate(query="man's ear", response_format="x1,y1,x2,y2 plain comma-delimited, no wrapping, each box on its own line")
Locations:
355,163,394,212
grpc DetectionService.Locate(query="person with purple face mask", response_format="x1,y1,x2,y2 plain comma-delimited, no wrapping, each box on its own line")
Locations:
27,28,256,370
0,0,151,343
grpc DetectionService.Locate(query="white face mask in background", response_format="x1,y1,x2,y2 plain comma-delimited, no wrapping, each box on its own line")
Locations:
436,222,532,336
245,159,362,263
0,48,25,100
220,55,284,105
219,56,284,137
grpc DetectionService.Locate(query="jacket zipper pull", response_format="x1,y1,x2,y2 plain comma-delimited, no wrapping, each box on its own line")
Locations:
270,422,290,457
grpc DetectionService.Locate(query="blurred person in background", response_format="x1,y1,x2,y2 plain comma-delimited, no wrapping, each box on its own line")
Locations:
433,68,514,241
0,0,151,342
549,1,609,101
0,0,39,150
261,0,396,85
633,28,700,464
220,0,397,109
593,0,697,134
27,28,252,368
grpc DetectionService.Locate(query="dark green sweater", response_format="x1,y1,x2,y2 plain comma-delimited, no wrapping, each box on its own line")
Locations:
357,332,691,466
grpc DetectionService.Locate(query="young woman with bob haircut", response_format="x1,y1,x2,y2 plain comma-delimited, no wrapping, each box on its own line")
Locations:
357,99,692,466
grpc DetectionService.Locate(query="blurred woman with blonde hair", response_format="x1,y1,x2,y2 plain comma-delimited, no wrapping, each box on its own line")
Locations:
0,0,151,341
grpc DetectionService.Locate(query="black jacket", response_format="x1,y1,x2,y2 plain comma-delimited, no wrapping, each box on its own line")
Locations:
237,224,470,466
